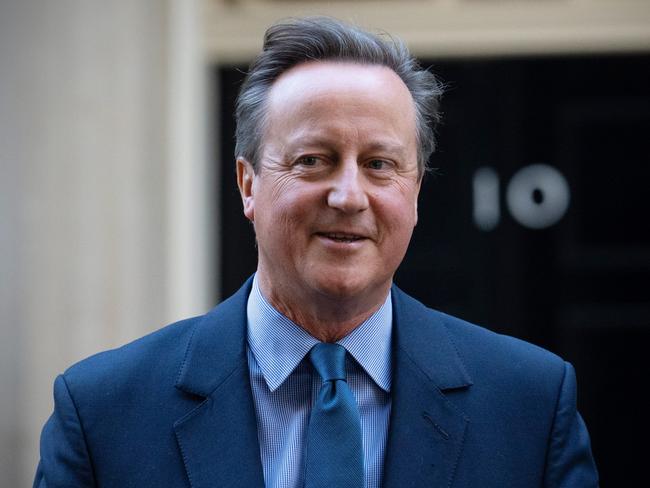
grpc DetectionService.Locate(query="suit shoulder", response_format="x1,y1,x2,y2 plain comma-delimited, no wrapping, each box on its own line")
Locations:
439,309,563,368
428,306,567,397
394,287,566,381
62,315,202,392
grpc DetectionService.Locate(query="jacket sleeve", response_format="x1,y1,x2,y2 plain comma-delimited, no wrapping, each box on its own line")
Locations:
544,362,599,488
33,374,96,487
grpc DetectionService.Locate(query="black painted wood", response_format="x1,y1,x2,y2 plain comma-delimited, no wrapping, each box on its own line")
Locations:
215,55,650,486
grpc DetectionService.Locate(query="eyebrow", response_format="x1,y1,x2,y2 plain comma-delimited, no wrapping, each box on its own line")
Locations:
287,136,409,159
363,141,409,159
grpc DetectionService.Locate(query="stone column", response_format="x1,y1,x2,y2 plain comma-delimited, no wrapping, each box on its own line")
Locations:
0,0,213,484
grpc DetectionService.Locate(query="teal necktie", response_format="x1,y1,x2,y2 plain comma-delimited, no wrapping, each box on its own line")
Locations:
304,343,364,488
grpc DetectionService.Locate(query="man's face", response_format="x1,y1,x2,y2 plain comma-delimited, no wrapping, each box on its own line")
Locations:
238,61,421,303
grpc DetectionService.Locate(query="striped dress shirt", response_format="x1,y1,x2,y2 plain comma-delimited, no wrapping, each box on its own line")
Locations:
246,275,393,488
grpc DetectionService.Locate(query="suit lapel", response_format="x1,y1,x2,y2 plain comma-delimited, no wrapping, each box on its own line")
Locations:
173,278,265,488
384,286,473,488
170,279,472,487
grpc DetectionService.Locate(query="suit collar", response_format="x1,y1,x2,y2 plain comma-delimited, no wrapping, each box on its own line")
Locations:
383,285,473,488
175,280,473,396
175,276,254,397
174,277,265,488
391,285,473,391
172,279,473,487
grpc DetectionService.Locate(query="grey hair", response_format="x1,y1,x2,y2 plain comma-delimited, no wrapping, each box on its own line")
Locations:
234,16,444,177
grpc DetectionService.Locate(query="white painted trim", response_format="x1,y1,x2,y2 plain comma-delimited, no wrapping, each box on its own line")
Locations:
203,0,650,62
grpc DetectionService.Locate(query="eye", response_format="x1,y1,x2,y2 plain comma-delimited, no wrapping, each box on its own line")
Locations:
367,159,390,170
296,155,320,166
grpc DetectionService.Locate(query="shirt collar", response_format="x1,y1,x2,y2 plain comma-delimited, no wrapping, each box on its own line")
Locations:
246,274,392,393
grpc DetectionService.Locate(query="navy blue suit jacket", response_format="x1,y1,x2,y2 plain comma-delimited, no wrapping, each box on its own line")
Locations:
34,278,598,487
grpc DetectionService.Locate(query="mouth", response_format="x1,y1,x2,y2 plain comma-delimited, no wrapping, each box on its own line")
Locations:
315,232,367,243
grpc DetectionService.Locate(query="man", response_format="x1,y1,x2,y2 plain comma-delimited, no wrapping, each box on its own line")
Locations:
34,17,598,488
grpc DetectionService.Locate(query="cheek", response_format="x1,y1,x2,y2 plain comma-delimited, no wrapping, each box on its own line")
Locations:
382,178,420,220
385,192,419,228
375,198,419,256
262,187,318,236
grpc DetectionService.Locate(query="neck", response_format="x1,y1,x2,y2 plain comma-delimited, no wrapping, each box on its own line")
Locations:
255,273,390,343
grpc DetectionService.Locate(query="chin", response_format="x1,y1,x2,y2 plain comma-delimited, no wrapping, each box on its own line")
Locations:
310,271,383,302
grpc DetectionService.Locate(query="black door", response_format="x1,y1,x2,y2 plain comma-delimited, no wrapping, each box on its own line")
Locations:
216,54,650,486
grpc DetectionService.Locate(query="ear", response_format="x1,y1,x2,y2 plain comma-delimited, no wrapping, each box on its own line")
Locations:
236,158,256,222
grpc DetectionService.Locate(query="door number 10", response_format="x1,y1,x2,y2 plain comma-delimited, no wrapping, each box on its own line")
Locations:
472,164,570,231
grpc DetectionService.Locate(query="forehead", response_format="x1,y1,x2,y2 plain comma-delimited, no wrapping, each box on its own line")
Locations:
269,60,412,98
269,61,413,109
264,61,417,145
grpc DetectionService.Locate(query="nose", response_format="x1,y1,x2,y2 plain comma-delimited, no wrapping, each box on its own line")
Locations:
326,161,369,213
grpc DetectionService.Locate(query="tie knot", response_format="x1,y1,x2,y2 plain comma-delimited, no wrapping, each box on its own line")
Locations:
309,343,347,382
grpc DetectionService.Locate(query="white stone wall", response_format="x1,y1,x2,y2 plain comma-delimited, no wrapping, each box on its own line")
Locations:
0,1,213,484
